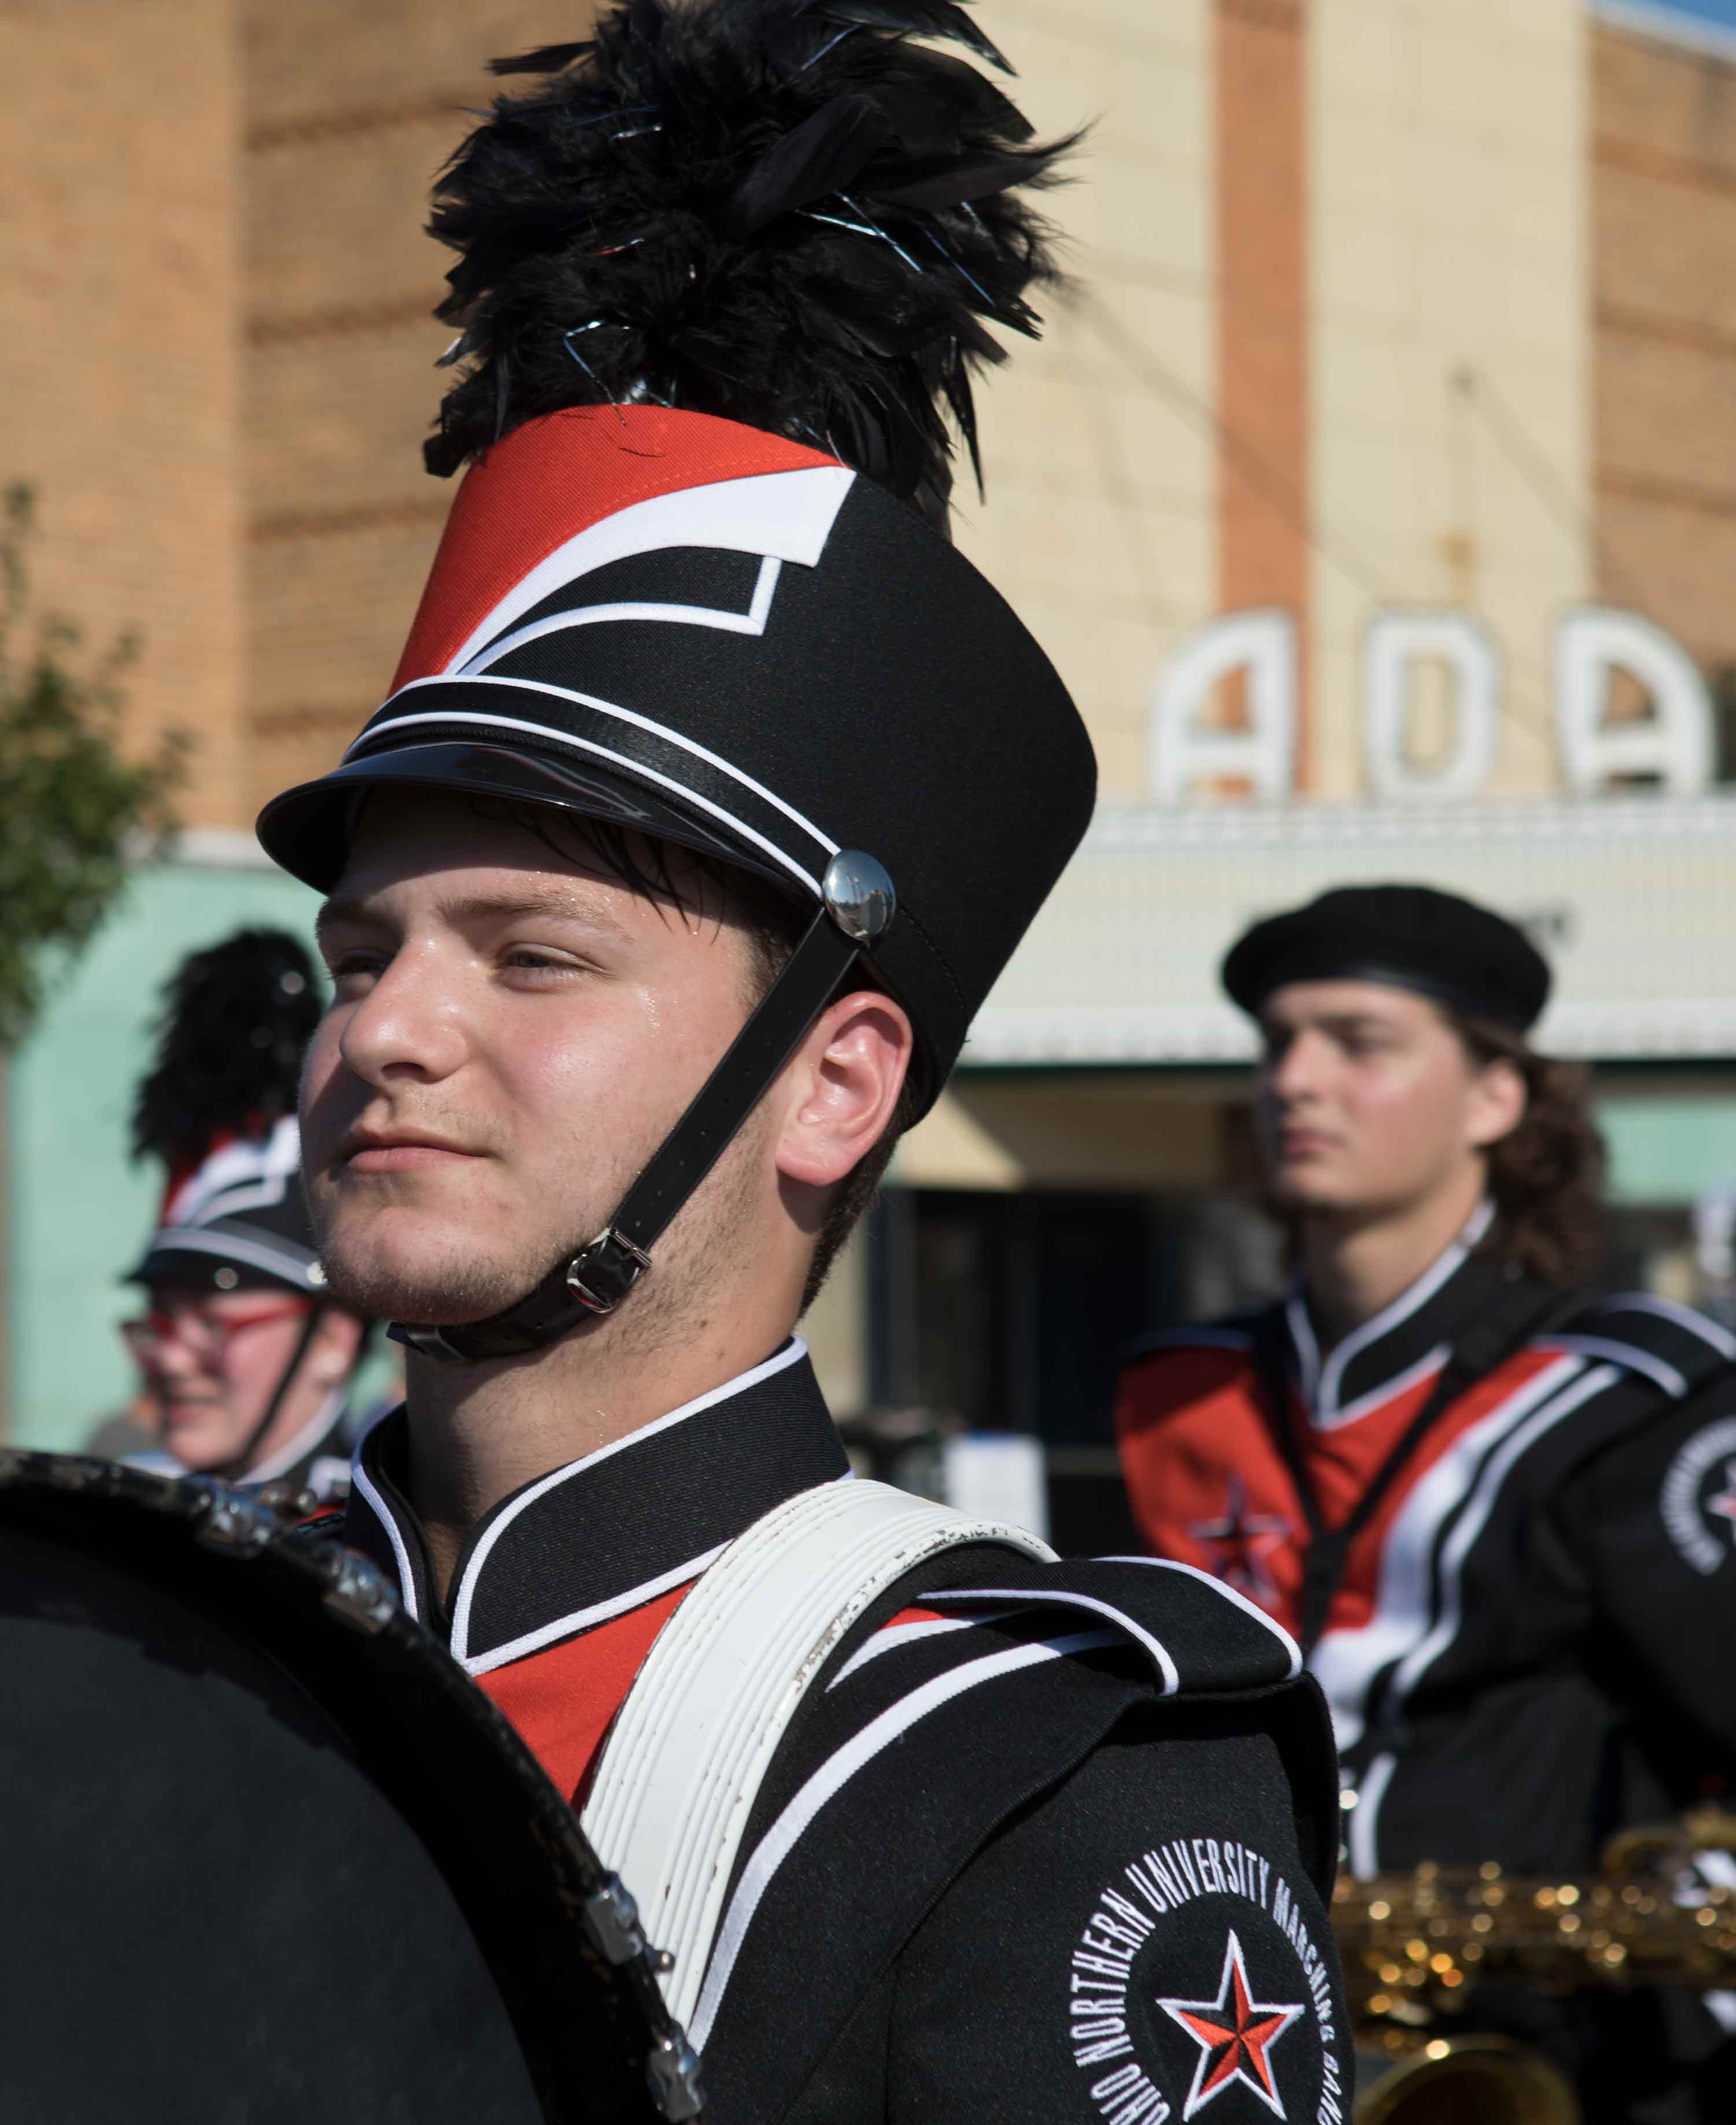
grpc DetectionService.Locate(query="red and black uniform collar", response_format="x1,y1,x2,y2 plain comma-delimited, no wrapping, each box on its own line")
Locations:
1282,1204,1505,1429
342,1339,847,1674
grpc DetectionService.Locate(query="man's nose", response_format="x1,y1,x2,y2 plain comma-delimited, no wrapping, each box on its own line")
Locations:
334,943,469,1089
147,1330,204,1381
1265,1030,1327,1102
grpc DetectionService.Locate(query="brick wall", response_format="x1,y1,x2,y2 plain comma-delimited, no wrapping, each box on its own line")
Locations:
952,0,1215,807
0,0,244,828
240,2,588,819
1592,22,1736,673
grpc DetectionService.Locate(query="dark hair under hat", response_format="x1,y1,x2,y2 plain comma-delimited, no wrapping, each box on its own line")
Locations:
1220,884,1551,1034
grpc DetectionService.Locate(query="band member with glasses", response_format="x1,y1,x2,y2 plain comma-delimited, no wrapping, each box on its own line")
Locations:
121,928,368,1500
1116,884,1736,2121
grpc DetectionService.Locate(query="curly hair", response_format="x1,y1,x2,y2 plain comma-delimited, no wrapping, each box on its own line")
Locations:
1450,1013,1608,1288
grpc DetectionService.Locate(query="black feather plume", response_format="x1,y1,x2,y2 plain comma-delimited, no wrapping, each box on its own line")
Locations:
131,929,323,1170
425,0,1077,525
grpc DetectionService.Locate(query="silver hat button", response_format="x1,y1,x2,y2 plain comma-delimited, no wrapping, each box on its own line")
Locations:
822,850,896,946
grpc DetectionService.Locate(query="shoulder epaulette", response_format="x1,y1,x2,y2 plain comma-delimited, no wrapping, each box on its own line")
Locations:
906,1554,1301,1700
1535,1292,1736,1401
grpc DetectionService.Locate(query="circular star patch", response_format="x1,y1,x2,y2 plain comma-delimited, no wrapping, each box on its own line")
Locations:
1660,1415,1736,1577
1065,1834,1345,2123
1158,1928,1304,2117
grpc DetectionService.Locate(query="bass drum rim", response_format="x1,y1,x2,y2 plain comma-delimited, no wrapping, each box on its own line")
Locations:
0,1451,683,2125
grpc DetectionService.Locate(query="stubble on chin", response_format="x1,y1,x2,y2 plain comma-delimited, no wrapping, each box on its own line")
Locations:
308,1096,774,1339
309,1182,576,1326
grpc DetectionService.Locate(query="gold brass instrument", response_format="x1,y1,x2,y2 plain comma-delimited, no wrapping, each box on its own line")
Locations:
1332,1810,1736,2124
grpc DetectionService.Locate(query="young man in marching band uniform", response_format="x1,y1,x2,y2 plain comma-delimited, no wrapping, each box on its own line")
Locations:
122,928,367,1501
257,7,1352,2118
1117,884,1736,2122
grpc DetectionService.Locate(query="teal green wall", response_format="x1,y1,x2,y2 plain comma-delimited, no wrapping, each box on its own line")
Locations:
6,860,319,1452
1599,1096,1736,1209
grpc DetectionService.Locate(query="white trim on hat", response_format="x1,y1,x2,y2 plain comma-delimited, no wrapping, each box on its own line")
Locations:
165,1115,301,1229
443,464,854,677
354,681,836,897
458,554,784,675
142,1225,323,1290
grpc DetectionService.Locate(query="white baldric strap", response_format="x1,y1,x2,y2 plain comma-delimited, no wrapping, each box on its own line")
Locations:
581,1477,1055,2032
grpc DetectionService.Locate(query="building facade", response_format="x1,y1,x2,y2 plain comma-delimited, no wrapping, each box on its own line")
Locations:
6,1,1736,1503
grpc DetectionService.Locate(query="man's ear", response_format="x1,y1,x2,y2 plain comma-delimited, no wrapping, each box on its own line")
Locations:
1466,1055,1527,1152
774,988,914,1190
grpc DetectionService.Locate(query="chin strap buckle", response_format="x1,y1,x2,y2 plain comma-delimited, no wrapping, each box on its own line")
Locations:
565,1226,654,1315
388,1321,476,1363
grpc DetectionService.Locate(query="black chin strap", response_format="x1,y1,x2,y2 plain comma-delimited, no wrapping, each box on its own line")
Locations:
233,1299,329,1477
391,850,896,1366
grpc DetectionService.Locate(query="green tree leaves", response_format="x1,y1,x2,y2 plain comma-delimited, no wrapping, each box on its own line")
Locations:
0,484,189,1049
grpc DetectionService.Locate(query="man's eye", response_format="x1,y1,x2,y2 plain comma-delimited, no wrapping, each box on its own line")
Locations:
327,953,382,990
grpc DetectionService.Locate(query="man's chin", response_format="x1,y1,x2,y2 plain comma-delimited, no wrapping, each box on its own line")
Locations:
160,1418,236,1473
315,1240,548,1327
1264,1166,1360,1215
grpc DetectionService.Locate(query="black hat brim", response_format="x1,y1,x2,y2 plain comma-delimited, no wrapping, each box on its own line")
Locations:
258,737,810,901
123,1219,328,1297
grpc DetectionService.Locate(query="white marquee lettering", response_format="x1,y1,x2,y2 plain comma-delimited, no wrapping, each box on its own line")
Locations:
1363,609,1501,801
1147,609,1296,803
1150,605,1716,804
1554,606,1713,797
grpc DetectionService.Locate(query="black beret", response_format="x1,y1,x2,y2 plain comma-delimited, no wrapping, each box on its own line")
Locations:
1220,884,1551,1032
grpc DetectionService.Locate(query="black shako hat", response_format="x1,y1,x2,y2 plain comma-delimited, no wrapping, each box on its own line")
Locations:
126,929,328,1299
253,1,1096,1363
1221,884,1551,1034
257,406,1095,1106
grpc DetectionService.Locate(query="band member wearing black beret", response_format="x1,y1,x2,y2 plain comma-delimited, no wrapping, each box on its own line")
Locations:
258,7,1352,2118
1119,882,1736,2120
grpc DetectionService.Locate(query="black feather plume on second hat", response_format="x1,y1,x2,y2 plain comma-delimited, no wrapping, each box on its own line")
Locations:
126,929,329,1296
131,929,322,1177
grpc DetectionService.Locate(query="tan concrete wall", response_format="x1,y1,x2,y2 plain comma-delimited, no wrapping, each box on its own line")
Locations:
895,1076,1236,1192
1308,0,1591,800
952,0,1215,806
1592,22,1736,674
0,0,244,827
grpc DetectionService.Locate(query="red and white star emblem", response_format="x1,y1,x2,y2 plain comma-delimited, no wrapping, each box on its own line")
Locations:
1187,1477,1290,1609
1157,1928,1304,2119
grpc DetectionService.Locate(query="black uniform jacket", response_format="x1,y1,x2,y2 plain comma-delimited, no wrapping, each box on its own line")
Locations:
1117,1233,1736,1882
322,1341,1352,2125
